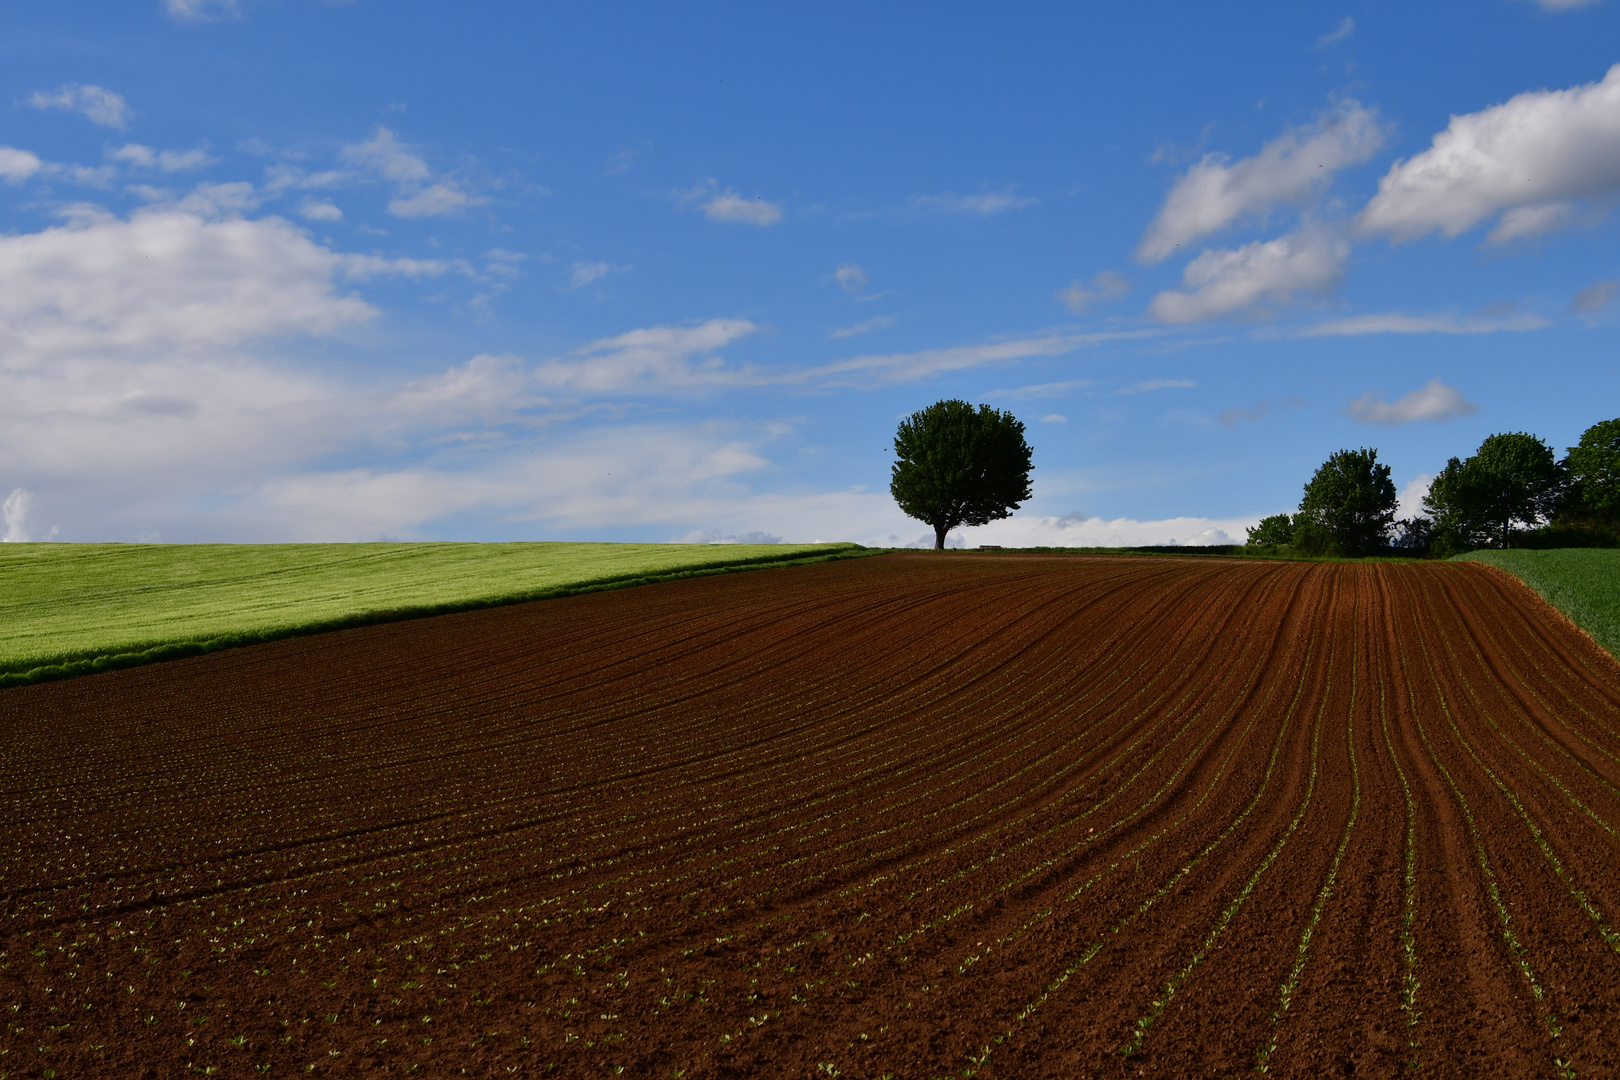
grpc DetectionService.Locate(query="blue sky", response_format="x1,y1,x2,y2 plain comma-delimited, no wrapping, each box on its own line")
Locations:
1,1,1617,546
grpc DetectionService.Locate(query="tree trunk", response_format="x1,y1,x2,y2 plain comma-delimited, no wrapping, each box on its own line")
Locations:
934,522,949,550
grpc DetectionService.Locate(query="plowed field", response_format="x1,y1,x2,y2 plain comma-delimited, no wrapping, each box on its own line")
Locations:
4,554,1620,1078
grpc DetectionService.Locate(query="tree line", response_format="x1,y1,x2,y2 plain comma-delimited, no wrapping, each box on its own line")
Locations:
1246,418,1620,557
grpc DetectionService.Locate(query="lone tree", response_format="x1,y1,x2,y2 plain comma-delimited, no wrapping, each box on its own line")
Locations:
890,399,1033,550
1294,447,1397,556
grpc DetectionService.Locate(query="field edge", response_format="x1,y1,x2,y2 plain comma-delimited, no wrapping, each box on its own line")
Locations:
0,544,875,690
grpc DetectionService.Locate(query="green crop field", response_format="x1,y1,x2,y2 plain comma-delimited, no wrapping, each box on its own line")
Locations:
1458,548,1620,660
0,541,863,686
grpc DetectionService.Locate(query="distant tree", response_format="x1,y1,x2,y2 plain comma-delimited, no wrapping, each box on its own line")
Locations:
1562,417,1620,530
1390,516,1435,555
1245,514,1295,549
1295,448,1397,556
1425,432,1564,549
890,400,1033,550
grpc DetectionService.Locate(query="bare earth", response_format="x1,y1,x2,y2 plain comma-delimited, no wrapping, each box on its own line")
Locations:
3,553,1619,1078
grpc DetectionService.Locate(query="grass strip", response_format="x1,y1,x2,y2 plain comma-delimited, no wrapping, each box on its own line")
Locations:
0,545,872,690
1458,549,1620,660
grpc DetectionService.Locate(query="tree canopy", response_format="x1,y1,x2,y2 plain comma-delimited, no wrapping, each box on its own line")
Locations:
890,400,1033,550
1295,448,1397,556
1563,417,1620,528
1423,431,1564,550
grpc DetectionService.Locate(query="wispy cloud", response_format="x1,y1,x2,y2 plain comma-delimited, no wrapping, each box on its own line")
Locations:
1117,378,1195,395
1138,102,1383,262
568,261,628,290
1315,16,1355,48
828,316,895,339
108,144,216,172
682,179,782,226
1058,270,1129,313
1346,378,1478,425
28,84,132,129
911,185,1038,217
1219,396,1305,427
835,264,867,293
1293,311,1549,336
1572,280,1618,313
341,127,477,218
984,378,1096,401
167,0,242,20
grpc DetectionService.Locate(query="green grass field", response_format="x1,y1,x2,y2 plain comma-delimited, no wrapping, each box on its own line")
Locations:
1458,548,1620,660
0,542,862,686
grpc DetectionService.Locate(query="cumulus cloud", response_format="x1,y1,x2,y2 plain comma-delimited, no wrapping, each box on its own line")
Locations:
108,144,215,172
703,190,783,226
1148,228,1347,323
675,529,782,544
828,316,895,339
1316,17,1355,47
835,264,868,293
1360,64,1620,242
1058,270,1130,313
0,208,382,360
911,185,1038,216
0,147,43,183
3,489,41,542
1138,102,1384,262
1573,279,1618,313
298,199,343,222
1346,378,1478,425
342,127,475,218
1295,311,1549,336
27,84,132,128
1397,474,1434,520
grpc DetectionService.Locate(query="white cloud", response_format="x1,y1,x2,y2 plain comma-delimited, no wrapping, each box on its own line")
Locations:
1117,378,1195,395
835,264,867,293
2,489,42,542
1148,228,1347,323
389,183,470,218
1346,378,1478,425
911,185,1038,216
1486,202,1577,244
959,511,1261,549
701,190,782,226
1294,311,1549,336
1138,102,1384,262
535,319,761,394
1573,279,1618,313
1058,270,1130,313
0,147,43,183
569,261,626,290
1041,414,1066,423
298,199,343,222
828,316,895,339
0,208,378,360
342,127,474,218
984,378,1095,401
675,529,782,544
1315,17,1355,47
1359,64,1620,242
789,331,1149,389
108,144,216,171
167,0,242,19
27,84,132,129
1397,474,1434,520
172,181,262,217
1218,396,1304,427
1516,0,1604,9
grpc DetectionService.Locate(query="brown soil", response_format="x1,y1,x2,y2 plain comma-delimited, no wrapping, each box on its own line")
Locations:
3,553,1619,1078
